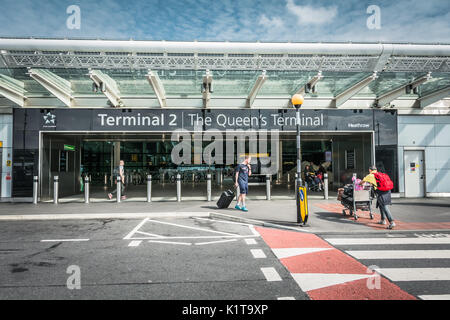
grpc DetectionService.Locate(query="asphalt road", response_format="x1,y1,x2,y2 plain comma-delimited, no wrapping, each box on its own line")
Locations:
0,217,308,300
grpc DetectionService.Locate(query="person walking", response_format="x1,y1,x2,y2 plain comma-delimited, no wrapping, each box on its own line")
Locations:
234,155,252,212
108,160,127,200
362,165,396,229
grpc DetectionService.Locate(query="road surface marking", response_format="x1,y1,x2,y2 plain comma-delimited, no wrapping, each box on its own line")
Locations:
418,294,450,300
291,273,372,292
148,240,192,246
135,231,164,238
251,249,267,259
123,217,149,240
346,250,450,260
128,240,142,247
249,225,260,237
195,239,238,246
195,239,237,245
40,239,89,242
124,235,257,240
271,248,333,259
261,267,282,281
378,268,450,281
193,217,256,228
245,238,257,245
146,219,241,236
325,237,450,245
277,297,295,300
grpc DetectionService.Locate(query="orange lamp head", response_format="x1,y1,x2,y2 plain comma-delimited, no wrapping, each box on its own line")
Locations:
291,94,304,107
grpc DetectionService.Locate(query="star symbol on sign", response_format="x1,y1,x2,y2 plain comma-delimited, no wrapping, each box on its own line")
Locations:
43,112,56,125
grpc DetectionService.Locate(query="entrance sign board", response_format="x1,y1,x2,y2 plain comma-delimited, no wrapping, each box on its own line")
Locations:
16,108,380,132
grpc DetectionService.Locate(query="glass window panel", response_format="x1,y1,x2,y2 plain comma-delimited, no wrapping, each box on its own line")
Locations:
363,72,425,97
314,72,371,97
258,71,316,96
419,73,450,96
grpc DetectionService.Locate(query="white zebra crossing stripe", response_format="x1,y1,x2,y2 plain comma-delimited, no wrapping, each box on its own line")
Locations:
291,273,372,292
272,247,333,259
418,294,450,300
325,237,450,245
346,250,450,259
377,268,450,281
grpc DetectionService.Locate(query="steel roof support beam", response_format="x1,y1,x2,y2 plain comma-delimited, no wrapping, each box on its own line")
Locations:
375,73,432,108
2,39,450,57
202,69,212,108
247,70,267,108
296,71,323,95
89,70,123,107
334,72,378,107
0,74,26,107
416,86,450,108
147,70,166,108
28,68,73,107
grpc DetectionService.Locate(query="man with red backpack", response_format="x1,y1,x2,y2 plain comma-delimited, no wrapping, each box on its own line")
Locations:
362,165,396,229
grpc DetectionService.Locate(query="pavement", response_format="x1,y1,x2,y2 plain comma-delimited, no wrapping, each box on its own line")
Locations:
1,197,449,233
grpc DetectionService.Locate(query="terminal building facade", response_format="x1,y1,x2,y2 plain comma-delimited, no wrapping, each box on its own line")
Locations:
0,38,449,202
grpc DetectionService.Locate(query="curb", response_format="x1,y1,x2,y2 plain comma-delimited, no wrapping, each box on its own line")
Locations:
0,211,210,221
209,212,311,233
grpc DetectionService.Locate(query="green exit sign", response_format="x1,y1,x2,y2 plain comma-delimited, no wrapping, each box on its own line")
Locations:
64,144,75,151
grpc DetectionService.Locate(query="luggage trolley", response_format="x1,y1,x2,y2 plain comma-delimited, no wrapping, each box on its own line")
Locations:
340,182,374,221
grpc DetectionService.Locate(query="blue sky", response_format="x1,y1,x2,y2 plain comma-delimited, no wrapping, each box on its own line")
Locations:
0,0,448,42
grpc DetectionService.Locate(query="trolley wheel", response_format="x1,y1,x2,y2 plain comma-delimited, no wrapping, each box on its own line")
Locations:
342,210,346,216
354,214,358,221
369,213,374,220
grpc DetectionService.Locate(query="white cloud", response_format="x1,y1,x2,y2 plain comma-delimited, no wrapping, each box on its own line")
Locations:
286,0,337,25
259,14,284,29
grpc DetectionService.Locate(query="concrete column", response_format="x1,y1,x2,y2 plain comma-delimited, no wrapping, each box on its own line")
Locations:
53,176,59,204
116,176,121,203
266,175,271,200
84,176,90,204
177,173,181,202
33,176,39,204
207,174,211,202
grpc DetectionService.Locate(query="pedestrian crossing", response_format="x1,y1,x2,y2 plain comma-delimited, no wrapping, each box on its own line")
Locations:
323,233,450,300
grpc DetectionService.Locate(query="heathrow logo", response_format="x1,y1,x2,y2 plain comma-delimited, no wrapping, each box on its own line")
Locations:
43,112,56,128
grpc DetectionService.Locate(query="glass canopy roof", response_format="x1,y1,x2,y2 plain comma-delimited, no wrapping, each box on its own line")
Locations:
0,67,449,99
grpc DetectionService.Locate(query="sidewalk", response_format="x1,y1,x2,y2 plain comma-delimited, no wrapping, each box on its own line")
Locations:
0,197,449,233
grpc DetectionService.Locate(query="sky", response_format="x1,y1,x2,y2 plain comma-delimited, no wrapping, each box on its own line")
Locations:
0,0,448,43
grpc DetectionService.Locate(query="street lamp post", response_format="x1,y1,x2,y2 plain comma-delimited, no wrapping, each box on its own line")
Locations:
291,94,306,224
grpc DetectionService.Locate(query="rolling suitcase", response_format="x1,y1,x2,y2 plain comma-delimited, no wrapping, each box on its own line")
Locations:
216,189,235,209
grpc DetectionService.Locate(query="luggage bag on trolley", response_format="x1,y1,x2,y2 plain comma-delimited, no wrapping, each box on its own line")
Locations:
340,184,374,220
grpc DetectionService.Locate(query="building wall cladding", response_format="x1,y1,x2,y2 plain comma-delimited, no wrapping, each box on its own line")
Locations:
398,115,450,195
0,113,13,198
